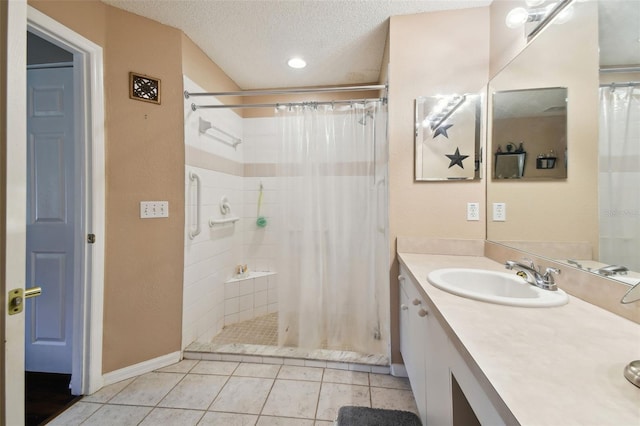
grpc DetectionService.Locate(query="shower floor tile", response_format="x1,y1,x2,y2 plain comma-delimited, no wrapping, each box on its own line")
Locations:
189,312,391,368
213,312,278,346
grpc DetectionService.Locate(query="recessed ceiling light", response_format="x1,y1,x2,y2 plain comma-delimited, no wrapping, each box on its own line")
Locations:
287,57,307,69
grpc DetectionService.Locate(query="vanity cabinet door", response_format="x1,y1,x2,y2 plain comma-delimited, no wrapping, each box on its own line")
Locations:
399,276,413,371
399,266,452,426
399,269,428,424
424,304,452,426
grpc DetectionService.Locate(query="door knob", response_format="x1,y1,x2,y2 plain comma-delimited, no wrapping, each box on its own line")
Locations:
8,287,42,315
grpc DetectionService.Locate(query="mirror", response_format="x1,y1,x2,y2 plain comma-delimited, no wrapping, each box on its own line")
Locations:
415,94,481,181
487,0,640,283
492,87,567,179
495,152,526,179
621,282,640,304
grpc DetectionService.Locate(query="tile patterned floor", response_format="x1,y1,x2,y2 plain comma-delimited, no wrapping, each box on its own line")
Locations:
212,313,278,346
49,360,418,425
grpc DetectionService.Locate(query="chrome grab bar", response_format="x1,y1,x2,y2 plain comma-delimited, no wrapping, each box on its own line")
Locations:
188,171,201,239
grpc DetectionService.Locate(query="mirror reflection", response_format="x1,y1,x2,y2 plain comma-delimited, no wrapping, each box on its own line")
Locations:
415,94,481,181
495,152,526,179
486,0,640,285
505,0,572,40
492,87,567,179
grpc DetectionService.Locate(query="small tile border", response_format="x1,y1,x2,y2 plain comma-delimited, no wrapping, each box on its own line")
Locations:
183,347,391,375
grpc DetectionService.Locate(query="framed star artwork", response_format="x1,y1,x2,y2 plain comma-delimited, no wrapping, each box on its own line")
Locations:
414,93,481,181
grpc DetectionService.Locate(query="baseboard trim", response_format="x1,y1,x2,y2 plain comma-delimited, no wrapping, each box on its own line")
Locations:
101,351,181,388
390,363,408,377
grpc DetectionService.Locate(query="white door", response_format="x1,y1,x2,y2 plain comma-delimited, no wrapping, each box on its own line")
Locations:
3,0,28,423
4,6,105,421
25,66,76,374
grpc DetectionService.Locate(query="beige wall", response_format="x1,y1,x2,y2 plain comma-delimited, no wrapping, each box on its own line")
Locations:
241,89,381,119
489,0,527,79
181,33,242,108
29,0,185,374
388,7,490,362
29,0,107,47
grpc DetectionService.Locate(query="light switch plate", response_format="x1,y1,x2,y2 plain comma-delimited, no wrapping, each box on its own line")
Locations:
140,201,169,218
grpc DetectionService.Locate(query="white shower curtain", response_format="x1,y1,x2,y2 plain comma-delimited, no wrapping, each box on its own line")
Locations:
598,85,640,271
275,101,388,355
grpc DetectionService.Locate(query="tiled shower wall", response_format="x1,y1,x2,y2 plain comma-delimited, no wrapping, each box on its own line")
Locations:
183,76,244,349
242,117,279,272
182,76,281,349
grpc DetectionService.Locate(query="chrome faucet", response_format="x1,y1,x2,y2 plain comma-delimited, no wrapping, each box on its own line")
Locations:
505,259,560,291
567,259,583,269
594,264,628,276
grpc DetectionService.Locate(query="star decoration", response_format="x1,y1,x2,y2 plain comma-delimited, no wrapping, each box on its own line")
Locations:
432,123,453,139
445,147,469,169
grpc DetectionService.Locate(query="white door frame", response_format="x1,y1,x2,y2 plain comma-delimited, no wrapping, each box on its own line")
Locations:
26,6,105,396
4,1,28,423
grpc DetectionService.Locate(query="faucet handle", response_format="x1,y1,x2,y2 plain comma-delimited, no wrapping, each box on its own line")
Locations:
523,258,540,272
543,267,561,283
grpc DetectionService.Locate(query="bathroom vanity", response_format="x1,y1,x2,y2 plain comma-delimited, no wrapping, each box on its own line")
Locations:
398,251,640,425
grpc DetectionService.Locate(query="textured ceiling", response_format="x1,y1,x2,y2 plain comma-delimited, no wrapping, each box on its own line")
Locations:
102,0,491,89
598,0,640,68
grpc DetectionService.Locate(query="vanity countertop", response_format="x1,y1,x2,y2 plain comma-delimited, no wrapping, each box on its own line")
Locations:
398,252,640,426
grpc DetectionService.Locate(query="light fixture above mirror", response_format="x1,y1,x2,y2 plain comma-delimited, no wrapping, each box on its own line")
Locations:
505,0,574,41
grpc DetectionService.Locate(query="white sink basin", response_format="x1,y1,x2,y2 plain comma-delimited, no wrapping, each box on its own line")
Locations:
427,268,569,307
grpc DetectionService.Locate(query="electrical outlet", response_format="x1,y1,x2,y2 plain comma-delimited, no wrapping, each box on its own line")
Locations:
467,202,480,221
140,201,169,219
492,202,506,221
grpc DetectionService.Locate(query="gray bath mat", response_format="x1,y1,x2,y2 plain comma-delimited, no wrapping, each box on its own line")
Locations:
336,406,422,426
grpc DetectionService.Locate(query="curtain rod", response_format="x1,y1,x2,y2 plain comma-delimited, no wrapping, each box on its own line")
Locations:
600,66,640,74
190,97,386,111
599,81,640,88
184,84,386,99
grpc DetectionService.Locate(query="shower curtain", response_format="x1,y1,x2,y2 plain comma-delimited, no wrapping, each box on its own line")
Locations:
276,100,388,355
598,85,640,271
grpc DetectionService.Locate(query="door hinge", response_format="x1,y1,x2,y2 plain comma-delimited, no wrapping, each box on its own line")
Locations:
87,233,96,244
